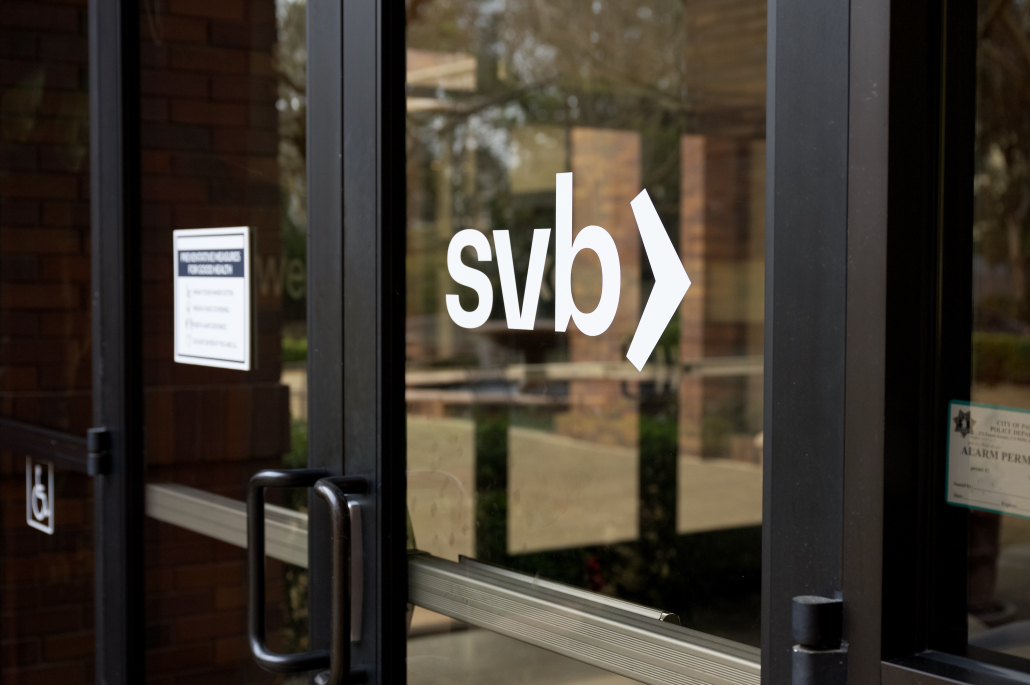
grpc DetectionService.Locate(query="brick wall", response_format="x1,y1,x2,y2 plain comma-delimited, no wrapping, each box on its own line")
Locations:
2,0,297,682
555,127,641,449
679,135,764,462
0,0,91,433
1,0,96,682
138,0,294,682
1,462,95,685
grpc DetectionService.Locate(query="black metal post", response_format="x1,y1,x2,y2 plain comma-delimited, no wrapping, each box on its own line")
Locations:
763,0,850,680
306,0,345,675
88,0,143,682
842,0,891,680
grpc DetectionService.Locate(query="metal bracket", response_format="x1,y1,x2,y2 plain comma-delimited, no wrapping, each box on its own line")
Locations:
86,428,111,476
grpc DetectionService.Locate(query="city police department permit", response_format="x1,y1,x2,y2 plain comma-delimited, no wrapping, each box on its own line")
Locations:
948,400,1030,518
173,227,252,371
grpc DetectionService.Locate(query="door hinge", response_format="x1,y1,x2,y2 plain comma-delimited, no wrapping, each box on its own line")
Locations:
792,595,847,685
86,428,111,476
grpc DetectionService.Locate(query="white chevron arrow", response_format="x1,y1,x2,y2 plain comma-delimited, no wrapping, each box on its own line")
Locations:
626,190,691,371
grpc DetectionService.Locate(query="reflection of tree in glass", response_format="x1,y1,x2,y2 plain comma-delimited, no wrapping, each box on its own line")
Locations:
277,0,307,232
406,0,766,647
276,0,309,655
975,1,1030,330
277,0,308,325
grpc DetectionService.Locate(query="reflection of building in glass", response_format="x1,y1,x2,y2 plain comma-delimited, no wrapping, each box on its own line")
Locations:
404,0,767,648
1,0,313,681
967,0,1030,632
679,137,765,465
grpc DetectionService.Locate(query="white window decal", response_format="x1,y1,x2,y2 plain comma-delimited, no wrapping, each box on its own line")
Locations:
445,172,691,371
26,457,54,535
554,172,622,337
625,187,692,370
494,227,551,331
445,228,494,329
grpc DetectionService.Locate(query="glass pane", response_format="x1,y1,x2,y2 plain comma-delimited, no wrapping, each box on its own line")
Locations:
137,0,309,681
404,0,766,675
1,0,95,681
965,0,1030,659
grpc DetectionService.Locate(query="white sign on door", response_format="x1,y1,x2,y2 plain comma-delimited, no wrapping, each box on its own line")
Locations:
26,457,54,535
947,400,1030,519
173,227,253,371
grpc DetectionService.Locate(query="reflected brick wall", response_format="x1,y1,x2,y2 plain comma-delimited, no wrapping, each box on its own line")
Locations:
1,465,95,685
0,0,91,432
2,0,295,682
555,127,641,449
1,0,96,682
138,0,292,682
679,136,764,462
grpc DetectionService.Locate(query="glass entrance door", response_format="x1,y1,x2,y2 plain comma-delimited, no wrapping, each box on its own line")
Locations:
402,0,766,682
2,0,879,681
132,1,321,682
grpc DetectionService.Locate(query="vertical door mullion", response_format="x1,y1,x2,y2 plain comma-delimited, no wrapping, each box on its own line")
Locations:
763,0,850,683
306,0,345,671
304,0,410,680
88,0,144,683
341,0,383,672
842,0,891,680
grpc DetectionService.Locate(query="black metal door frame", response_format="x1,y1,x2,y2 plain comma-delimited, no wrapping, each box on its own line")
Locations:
83,0,999,682
88,0,145,683
764,0,981,683
305,0,408,682
85,0,410,681
763,0,890,678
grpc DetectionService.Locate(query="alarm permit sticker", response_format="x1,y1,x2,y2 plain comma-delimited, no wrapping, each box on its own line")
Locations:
948,400,1030,518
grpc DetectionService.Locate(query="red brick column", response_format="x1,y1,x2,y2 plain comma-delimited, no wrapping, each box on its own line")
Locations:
678,135,764,462
554,127,641,448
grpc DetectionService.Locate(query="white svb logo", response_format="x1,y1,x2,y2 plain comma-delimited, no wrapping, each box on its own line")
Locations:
446,172,691,371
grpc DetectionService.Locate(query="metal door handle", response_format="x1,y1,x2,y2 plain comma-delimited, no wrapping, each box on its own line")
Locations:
248,468,331,673
247,469,367,684
313,476,367,685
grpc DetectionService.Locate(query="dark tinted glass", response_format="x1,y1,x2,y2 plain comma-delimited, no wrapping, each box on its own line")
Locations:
136,0,310,681
1,1,96,682
964,0,1030,660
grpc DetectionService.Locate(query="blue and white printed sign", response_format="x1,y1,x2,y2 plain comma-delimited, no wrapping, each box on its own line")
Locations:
173,227,252,370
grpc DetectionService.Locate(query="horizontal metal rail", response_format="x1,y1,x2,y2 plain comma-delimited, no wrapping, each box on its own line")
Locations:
145,483,308,567
459,556,682,624
144,483,762,685
0,417,89,473
409,554,761,685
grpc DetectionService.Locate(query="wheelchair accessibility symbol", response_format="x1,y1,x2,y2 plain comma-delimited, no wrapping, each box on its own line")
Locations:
25,457,54,535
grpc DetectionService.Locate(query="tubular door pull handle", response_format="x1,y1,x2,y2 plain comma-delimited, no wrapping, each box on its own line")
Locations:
247,469,368,683
314,476,368,685
248,468,331,673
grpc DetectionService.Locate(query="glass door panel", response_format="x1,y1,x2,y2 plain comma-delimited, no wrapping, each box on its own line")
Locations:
960,0,1030,661
1,0,95,680
404,0,765,680
135,0,311,681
